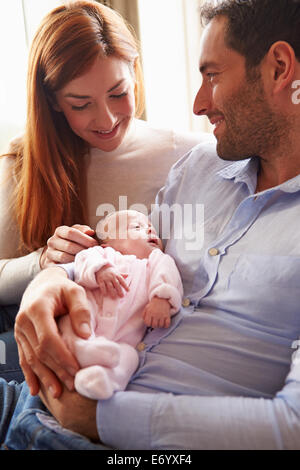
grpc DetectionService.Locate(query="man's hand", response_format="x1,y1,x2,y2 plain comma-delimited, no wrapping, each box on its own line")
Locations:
15,266,92,398
143,297,171,329
39,384,99,442
96,266,129,299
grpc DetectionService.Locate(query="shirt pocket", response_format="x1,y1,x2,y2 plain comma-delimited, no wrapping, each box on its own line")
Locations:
229,254,300,288
227,254,300,330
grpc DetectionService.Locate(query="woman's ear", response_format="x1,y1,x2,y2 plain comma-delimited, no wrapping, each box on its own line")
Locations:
266,41,296,94
47,93,62,112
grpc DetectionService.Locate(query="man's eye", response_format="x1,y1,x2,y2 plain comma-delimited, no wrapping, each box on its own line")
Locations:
207,73,217,82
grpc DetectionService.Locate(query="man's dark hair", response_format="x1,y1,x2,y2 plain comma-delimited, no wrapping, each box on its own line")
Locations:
200,0,300,70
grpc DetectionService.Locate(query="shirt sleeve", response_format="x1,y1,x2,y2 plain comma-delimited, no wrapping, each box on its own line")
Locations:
0,155,43,305
0,249,43,305
58,262,75,281
97,350,300,450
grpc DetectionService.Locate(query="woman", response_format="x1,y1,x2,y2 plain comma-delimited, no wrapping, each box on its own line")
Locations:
0,1,201,381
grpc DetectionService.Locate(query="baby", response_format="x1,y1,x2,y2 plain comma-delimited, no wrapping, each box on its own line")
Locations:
58,210,183,400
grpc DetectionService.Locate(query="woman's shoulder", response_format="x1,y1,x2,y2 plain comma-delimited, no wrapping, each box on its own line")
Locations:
133,119,212,153
0,154,15,179
2,133,23,156
0,134,24,184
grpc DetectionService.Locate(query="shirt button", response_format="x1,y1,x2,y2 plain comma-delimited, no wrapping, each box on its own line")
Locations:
208,248,219,257
182,298,191,307
137,342,146,352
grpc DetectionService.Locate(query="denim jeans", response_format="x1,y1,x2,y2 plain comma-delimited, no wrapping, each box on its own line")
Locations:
0,306,108,450
0,305,24,383
0,379,109,450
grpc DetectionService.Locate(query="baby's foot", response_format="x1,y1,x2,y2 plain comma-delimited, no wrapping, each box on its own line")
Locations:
75,365,115,400
75,336,121,368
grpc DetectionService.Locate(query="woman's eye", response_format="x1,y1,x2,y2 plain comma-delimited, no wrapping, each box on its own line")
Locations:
71,103,90,111
110,92,128,99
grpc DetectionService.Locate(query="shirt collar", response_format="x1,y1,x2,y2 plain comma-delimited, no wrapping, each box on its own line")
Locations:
217,157,300,194
217,158,258,194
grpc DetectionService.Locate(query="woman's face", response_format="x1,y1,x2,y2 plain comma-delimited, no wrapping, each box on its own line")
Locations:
55,55,136,152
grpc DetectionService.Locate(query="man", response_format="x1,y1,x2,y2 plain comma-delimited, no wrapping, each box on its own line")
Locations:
2,0,300,449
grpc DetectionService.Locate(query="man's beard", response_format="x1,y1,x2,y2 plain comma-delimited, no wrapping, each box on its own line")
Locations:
215,75,290,162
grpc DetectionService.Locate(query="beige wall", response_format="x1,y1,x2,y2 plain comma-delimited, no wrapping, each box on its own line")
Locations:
97,0,140,40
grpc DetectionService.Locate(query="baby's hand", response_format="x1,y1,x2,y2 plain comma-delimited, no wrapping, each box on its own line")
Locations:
143,297,171,329
96,266,129,299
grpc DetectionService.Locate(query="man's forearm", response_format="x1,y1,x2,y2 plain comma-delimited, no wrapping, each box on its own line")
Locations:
97,390,299,450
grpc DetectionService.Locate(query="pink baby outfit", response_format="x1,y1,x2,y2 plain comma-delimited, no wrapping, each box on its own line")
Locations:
59,246,183,399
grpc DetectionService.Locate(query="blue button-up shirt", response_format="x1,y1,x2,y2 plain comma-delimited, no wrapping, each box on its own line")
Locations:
97,140,300,449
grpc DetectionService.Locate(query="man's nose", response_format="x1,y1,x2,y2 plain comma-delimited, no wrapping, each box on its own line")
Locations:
193,84,211,117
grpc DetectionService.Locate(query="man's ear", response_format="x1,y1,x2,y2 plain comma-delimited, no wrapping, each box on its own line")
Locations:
266,41,296,94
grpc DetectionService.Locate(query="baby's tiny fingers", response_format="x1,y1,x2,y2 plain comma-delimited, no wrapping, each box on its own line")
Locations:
117,276,129,293
114,279,125,297
143,312,151,327
107,281,118,299
98,280,107,297
119,276,129,291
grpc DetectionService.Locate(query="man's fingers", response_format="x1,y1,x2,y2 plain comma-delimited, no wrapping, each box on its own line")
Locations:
17,340,40,396
66,285,92,339
16,314,78,395
27,305,80,375
17,333,64,398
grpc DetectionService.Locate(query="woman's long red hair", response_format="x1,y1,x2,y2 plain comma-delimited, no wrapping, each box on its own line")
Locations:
3,0,145,250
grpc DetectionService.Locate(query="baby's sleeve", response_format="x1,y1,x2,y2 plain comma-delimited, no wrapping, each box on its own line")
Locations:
147,250,183,315
74,246,117,289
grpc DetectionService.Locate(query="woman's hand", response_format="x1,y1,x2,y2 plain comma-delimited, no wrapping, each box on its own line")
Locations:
40,224,98,269
15,266,92,398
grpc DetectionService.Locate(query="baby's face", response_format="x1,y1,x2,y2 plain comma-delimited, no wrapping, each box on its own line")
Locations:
103,211,163,259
